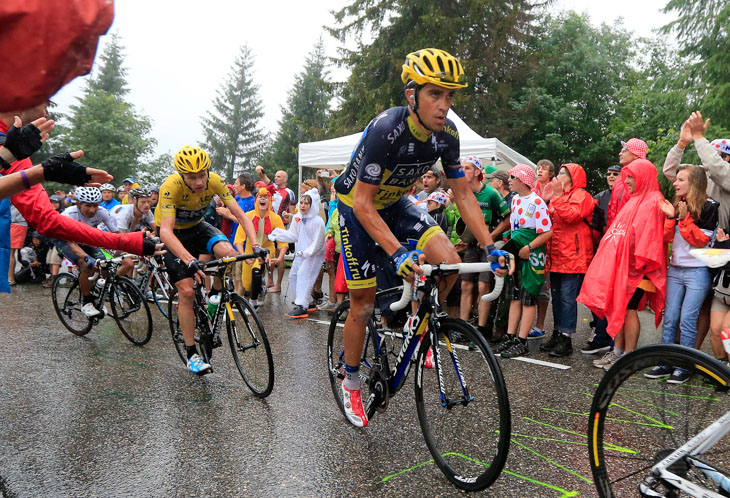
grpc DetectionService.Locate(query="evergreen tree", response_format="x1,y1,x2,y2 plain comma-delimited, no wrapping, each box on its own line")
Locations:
326,0,540,139
261,39,332,184
55,33,156,183
661,0,730,130
201,45,268,182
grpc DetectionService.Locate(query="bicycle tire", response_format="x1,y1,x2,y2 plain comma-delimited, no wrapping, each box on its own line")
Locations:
226,295,274,397
110,276,153,346
415,317,510,491
327,299,381,422
167,288,187,364
589,344,730,497
52,272,92,336
151,271,172,319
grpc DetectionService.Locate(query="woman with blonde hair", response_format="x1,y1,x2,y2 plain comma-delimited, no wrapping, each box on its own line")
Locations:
645,164,718,383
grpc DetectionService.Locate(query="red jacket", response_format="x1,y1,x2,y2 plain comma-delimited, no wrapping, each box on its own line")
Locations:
1,122,143,254
547,163,594,274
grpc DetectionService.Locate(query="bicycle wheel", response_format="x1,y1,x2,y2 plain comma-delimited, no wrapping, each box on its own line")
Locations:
589,344,730,497
52,272,92,336
110,276,153,345
227,295,274,397
168,288,187,364
327,299,382,421
151,271,172,319
415,317,510,491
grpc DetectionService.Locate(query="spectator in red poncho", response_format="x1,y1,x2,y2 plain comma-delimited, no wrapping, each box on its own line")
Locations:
606,138,649,227
578,159,667,371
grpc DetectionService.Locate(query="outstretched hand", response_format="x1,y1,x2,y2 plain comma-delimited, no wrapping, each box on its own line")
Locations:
687,111,710,140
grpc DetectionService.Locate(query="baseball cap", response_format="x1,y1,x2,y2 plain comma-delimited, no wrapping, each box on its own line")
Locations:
49,194,61,202
710,139,730,155
607,165,622,172
507,164,536,189
620,138,648,159
122,177,136,184
485,170,509,183
427,191,449,206
462,156,487,180
117,186,125,193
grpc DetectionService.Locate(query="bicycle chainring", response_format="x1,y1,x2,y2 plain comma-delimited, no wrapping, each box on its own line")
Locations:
368,367,390,413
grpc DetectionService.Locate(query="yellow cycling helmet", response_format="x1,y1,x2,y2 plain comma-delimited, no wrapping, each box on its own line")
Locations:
401,48,467,89
174,145,211,174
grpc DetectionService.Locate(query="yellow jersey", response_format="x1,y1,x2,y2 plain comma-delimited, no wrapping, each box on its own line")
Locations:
154,172,235,229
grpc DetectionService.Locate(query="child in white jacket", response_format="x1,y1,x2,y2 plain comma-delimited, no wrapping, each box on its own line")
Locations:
269,188,326,318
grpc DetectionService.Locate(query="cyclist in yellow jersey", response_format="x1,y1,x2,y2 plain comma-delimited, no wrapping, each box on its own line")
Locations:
156,145,265,374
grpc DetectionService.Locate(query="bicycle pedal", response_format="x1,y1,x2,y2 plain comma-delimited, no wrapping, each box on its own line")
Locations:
197,367,213,376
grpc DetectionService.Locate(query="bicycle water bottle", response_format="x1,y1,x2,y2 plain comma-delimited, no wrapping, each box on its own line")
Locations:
207,294,221,318
95,277,106,292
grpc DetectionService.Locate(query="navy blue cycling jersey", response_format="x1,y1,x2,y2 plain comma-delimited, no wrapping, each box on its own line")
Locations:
334,106,464,209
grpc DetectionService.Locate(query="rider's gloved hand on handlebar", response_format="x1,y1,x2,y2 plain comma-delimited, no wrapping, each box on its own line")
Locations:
391,247,422,278
253,245,269,259
186,259,204,278
485,247,510,272
83,255,97,269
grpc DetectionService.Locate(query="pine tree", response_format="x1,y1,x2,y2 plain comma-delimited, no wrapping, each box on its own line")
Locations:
201,45,268,182
261,39,332,184
326,0,540,140
56,33,155,184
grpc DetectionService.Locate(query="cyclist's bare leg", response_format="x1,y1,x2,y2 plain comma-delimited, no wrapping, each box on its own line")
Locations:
78,262,93,296
176,277,197,347
116,256,135,278
344,286,377,366
211,241,240,291
507,300,521,335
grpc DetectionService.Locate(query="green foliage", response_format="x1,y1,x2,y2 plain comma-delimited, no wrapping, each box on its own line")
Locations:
661,0,730,130
201,45,268,183
508,12,641,193
51,34,156,188
260,39,333,184
326,0,540,137
138,152,174,188
86,32,129,96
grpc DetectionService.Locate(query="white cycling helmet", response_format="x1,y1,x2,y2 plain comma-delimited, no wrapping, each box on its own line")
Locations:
75,186,102,204
99,183,115,192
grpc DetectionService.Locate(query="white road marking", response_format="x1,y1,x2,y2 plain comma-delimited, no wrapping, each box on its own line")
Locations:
509,356,572,370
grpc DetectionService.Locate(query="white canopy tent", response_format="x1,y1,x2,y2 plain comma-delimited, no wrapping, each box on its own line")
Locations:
297,110,535,181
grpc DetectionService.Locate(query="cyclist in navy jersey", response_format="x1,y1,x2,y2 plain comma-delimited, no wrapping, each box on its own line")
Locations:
334,48,508,428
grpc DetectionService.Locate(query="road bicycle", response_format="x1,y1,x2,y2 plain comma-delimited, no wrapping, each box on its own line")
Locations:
327,261,511,491
52,254,153,345
588,344,730,497
132,254,175,319
167,252,274,397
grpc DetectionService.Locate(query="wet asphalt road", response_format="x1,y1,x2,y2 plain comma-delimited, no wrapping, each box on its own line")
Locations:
0,277,674,497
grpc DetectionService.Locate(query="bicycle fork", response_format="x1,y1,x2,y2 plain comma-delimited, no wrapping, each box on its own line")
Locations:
432,326,472,409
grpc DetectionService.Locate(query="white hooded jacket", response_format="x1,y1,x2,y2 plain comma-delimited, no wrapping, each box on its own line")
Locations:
268,188,325,258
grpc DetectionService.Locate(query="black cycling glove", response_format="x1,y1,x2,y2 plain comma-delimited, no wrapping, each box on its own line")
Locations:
41,153,91,185
141,236,161,256
3,122,42,162
186,259,204,278
253,245,269,259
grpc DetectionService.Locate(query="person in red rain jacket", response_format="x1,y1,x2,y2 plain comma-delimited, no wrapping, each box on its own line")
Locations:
539,163,595,357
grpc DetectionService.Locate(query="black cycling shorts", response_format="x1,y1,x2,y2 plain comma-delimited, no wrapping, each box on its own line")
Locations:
337,196,443,290
54,241,104,265
163,221,230,283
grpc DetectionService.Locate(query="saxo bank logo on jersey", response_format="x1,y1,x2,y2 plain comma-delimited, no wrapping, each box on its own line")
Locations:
363,163,382,182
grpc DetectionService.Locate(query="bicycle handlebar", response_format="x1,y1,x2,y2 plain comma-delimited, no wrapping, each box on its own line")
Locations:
390,262,507,312
202,251,268,269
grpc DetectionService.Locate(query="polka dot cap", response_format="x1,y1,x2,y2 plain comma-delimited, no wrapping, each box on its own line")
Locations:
620,138,648,159
508,164,536,189
711,139,730,155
